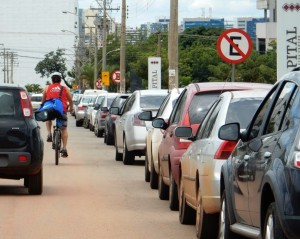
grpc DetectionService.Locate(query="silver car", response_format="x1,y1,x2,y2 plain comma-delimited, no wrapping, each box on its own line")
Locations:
113,90,168,165
175,89,271,238
75,94,97,127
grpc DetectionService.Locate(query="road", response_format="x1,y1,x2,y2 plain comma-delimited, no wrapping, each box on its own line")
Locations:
0,116,195,239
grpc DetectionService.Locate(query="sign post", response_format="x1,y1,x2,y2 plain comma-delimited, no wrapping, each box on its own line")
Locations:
217,28,252,81
102,71,110,86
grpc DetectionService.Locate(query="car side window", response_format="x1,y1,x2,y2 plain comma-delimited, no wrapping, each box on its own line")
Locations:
248,86,278,140
197,100,221,140
169,90,187,124
265,82,297,135
123,95,135,114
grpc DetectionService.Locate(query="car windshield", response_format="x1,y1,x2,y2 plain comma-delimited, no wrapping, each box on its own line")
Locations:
31,96,42,101
226,97,265,129
140,95,167,109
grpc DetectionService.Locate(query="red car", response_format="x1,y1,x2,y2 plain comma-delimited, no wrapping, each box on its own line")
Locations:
152,82,272,211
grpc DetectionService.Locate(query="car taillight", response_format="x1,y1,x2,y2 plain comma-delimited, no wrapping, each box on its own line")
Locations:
19,155,28,162
101,112,108,119
214,141,237,159
133,113,145,126
294,152,300,168
78,106,85,111
110,114,117,120
20,90,33,118
177,137,191,149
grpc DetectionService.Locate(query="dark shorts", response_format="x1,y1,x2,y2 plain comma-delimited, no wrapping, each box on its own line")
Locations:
56,112,68,129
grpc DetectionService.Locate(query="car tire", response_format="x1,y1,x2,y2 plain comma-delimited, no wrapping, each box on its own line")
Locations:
106,130,114,145
123,139,135,165
158,167,169,200
196,187,219,239
263,202,285,239
219,191,240,239
150,158,158,189
169,173,179,211
76,120,82,127
28,167,43,195
145,154,150,182
89,122,94,131
24,177,29,188
179,174,195,225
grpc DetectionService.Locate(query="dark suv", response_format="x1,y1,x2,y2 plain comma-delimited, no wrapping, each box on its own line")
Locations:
0,84,44,195
219,70,300,238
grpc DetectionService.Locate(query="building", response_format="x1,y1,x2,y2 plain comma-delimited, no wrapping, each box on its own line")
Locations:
237,17,266,41
0,0,78,87
256,0,277,53
182,18,225,31
141,18,170,37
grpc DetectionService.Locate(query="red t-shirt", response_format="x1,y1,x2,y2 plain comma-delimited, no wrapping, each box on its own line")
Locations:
46,83,68,112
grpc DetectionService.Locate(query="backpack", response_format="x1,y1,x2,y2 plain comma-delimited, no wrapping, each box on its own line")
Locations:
35,86,64,122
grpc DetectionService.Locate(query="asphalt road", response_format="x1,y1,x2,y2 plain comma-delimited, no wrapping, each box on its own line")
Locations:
0,115,195,239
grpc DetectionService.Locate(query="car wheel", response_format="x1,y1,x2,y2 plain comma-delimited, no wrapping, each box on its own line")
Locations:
145,154,150,182
106,130,114,145
150,159,158,189
219,191,240,239
98,129,104,138
28,167,43,195
196,187,219,238
115,145,123,161
76,120,82,127
89,122,94,131
179,174,195,225
94,121,100,137
24,177,29,188
123,139,135,165
169,172,179,210
158,167,169,200
263,202,285,239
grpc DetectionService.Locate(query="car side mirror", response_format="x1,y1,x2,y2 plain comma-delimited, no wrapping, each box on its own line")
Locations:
175,126,193,138
138,111,153,121
94,103,100,110
110,107,119,115
152,118,168,130
101,106,109,112
218,123,240,141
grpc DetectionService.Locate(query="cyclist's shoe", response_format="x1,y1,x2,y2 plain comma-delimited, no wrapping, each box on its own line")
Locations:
46,134,52,142
61,149,68,158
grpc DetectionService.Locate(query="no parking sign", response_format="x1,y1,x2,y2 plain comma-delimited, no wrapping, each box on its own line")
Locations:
217,28,252,64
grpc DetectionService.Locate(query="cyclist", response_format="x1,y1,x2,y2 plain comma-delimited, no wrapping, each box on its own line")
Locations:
42,72,73,157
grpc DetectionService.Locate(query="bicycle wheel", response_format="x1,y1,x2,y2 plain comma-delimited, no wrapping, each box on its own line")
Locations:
55,129,61,165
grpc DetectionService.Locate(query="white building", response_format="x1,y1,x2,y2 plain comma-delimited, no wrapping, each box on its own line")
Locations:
0,0,78,87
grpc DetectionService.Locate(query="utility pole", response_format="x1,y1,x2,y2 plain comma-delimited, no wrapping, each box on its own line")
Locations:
10,52,14,84
168,0,178,89
3,48,6,83
102,0,108,90
157,31,162,57
94,16,98,89
6,51,10,84
120,0,126,93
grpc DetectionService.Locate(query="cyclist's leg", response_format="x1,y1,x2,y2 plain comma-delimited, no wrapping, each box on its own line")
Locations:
59,113,68,157
46,120,52,142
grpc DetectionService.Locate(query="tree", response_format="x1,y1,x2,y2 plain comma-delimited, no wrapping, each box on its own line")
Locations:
35,48,72,88
25,84,43,93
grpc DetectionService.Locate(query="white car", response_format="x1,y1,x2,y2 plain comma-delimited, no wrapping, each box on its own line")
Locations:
112,90,168,165
175,89,271,238
139,88,183,189
75,94,98,127
30,93,43,111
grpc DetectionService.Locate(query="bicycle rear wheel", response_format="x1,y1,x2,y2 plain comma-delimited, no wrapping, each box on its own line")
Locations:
55,129,61,165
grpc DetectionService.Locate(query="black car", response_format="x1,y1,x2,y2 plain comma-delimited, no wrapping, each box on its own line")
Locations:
0,84,44,195
101,94,130,145
219,69,300,239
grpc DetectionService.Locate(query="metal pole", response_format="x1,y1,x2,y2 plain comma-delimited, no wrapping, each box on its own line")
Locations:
10,52,14,84
102,0,107,90
231,64,235,82
6,51,9,84
94,18,98,89
3,48,6,83
120,0,126,93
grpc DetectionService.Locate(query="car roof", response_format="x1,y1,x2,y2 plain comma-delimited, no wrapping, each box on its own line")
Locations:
222,89,270,99
278,69,300,84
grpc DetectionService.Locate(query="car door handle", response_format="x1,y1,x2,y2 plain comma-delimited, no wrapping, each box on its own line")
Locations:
244,155,250,161
264,151,271,159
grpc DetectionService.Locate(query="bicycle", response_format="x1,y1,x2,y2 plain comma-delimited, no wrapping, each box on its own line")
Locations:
52,121,62,165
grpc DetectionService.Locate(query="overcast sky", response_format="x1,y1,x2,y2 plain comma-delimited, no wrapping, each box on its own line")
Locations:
78,0,263,28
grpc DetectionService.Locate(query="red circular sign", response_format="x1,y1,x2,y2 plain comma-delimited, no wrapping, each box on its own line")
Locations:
111,70,120,84
217,28,252,64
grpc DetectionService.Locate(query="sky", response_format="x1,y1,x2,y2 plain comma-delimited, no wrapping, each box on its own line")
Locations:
78,0,263,28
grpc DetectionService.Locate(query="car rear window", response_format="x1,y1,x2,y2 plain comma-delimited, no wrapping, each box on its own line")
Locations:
0,91,16,116
189,93,220,124
140,95,167,109
111,96,128,108
226,97,265,129
31,96,42,102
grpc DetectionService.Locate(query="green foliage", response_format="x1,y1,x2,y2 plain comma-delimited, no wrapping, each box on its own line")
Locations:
25,84,43,93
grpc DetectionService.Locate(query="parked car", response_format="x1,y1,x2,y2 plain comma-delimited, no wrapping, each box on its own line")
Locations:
30,93,43,111
71,93,83,116
152,82,273,211
101,93,130,144
93,93,119,135
112,89,168,165
0,84,44,195
218,70,300,239
83,93,107,130
139,88,183,189
75,94,98,127
175,89,271,238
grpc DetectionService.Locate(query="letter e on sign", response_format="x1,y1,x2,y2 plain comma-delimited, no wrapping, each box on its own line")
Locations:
217,28,252,64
